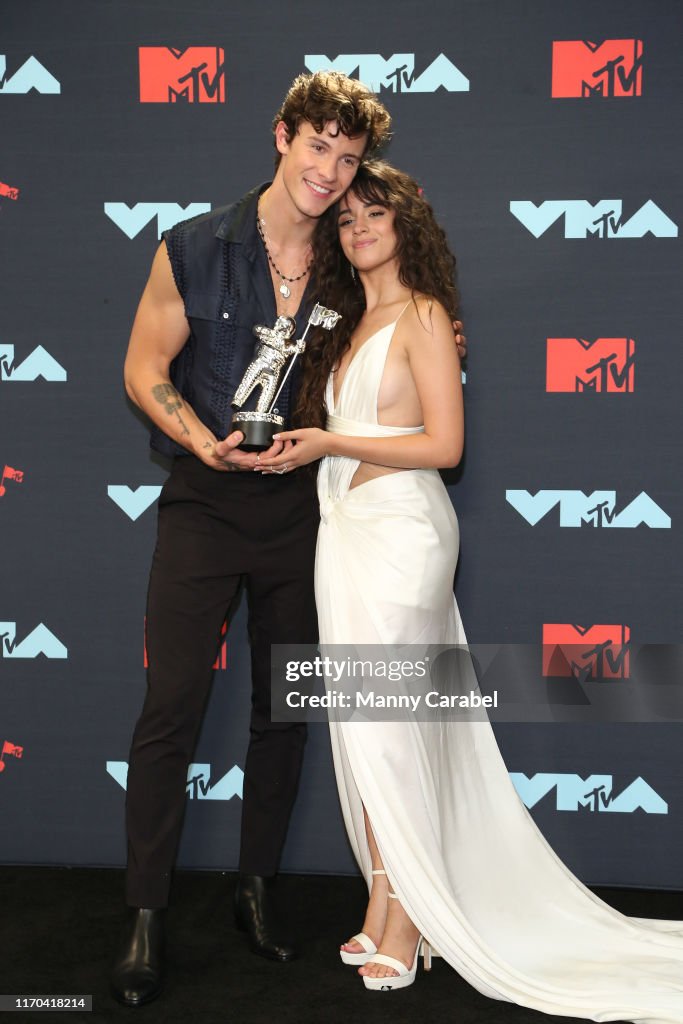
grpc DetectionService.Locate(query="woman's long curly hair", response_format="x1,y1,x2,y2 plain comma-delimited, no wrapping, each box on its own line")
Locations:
295,160,459,430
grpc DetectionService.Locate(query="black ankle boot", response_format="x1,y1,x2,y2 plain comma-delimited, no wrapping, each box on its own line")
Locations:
234,874,295,962
110,907,165,1006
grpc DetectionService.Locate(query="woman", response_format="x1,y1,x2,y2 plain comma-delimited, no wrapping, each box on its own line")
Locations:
259,162,683,1019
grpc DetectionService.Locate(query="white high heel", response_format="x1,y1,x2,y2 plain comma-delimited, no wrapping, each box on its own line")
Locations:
362,891,431,991
339,869,385,965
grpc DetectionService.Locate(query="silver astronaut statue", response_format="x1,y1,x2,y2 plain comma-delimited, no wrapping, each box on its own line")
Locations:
231,303,341,451
232,316,302,413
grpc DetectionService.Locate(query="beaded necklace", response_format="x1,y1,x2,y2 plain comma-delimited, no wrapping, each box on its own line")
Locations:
256,204,312,300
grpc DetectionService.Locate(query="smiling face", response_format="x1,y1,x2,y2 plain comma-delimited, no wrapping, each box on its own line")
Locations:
274,119,367,221
337,190,399,275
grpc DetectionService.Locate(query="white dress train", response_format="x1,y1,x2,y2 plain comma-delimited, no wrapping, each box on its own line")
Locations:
314,315,683,1023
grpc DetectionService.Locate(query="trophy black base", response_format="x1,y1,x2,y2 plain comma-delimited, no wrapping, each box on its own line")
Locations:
230,411,285,452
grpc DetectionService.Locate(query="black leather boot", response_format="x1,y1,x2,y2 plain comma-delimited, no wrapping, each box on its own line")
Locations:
110,908,165,1006
234,874,295,962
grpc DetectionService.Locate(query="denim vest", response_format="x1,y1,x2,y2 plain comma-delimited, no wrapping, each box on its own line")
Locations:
151,184,312,457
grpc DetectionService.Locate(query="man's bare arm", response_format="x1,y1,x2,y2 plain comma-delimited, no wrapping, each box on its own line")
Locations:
123,242,254,470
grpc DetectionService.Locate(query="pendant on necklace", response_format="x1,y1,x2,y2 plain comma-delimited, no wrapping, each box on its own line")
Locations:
279,282,291,299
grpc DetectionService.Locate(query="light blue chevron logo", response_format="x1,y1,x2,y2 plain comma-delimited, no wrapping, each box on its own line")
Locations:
506,490,670,528
106,761,244,801
511,773,667,814
0,55,60,94
510,199,678,239
0,345,66,382
107,485,163,521
104,202,211,239
305,53,469,93
0,622,67,659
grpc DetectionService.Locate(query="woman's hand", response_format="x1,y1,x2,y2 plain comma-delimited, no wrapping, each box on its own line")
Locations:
453,320,467,360
257,429,329,472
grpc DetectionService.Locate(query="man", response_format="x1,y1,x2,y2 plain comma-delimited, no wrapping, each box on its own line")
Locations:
110,71,392,1008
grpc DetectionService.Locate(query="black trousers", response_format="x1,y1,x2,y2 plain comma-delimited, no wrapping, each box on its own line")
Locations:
124,456,319,908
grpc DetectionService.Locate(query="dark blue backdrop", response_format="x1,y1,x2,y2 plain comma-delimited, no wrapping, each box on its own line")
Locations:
1,0,681,888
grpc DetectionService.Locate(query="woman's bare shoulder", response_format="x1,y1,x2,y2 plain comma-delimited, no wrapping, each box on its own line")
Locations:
401,294,453,343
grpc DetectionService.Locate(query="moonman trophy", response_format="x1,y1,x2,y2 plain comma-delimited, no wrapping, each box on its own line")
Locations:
230,302,342,451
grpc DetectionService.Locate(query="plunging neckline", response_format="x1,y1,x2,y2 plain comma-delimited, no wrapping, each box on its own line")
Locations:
332,300,413,411
332,320,396,411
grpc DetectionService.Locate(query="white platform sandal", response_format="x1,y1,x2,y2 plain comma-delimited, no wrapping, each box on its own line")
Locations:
362,891,431,991
339,930,378,965
339,869,385,965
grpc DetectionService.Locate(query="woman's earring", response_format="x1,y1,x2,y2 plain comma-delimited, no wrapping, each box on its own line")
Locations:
350,264,356,282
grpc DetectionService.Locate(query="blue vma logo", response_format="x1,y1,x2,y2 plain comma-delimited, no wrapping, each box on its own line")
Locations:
506,490,671,528
0,55,60,94
510,774,667,814
510,200,678,239
104,202,211,239
108,485,163,521
0,622,67,659
305,54,469,92
0,345,66,382
107,762,244,801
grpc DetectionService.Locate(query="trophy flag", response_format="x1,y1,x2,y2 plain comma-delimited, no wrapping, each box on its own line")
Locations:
308,303,343,331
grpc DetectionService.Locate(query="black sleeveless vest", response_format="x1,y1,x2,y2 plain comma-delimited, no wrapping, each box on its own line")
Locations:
151,184,312,457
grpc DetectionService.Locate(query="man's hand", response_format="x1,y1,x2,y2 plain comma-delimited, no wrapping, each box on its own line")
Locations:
211,432,290,471
453,320,467,361
211,430,257,470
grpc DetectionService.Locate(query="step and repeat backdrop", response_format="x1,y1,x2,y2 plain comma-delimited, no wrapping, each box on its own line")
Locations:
2,0,682,888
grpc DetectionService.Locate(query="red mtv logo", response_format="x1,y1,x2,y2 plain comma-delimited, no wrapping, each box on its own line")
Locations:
0,741,23,773
0,181,20,201
0,465,24,497
542,624,630,680
143,618,228,670
546,338,635,393
139,47,226,103
552,40,643,98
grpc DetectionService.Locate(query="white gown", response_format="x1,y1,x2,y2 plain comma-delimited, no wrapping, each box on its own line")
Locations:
314,315,683,1023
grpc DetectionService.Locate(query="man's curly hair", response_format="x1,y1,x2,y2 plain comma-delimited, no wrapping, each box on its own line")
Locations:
296,160,459,430
272,71,392,166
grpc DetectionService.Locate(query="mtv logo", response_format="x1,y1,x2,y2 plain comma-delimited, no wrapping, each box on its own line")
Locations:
0,622,67,659
546,338,635,392
139,47,225,103
510,773,667,814
0,181,20,201
506,490,671,528
185,763,244,800
0,740,23,774
0,345,67,382
510,200,678,239
108,485,163,521
542,623,630,681
0,465,24,498
106,761,243,800
143,617,227,671
104,202,211,239
552,40,643,98
0,55,60,94
304,53,469,93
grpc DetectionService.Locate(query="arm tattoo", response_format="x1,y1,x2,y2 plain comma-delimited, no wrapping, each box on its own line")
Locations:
151,383,190,437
